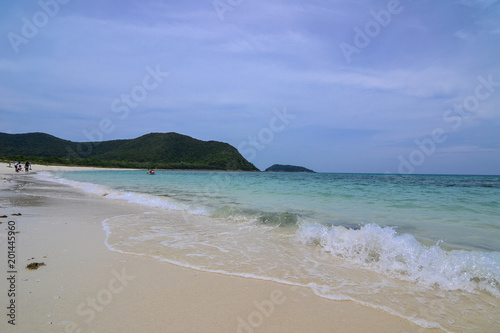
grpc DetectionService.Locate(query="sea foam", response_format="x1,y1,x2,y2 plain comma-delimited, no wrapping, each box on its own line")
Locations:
297,222,500,297
35,172,186,211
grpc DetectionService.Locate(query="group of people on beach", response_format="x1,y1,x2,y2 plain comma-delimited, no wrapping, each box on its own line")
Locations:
12,161,30,173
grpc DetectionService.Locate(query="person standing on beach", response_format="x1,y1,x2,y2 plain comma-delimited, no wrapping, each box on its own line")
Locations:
25,161,31,173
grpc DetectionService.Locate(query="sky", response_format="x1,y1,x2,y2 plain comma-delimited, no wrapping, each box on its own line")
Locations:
1,0,499,174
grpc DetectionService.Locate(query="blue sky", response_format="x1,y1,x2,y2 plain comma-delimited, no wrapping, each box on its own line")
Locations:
1,0,499,174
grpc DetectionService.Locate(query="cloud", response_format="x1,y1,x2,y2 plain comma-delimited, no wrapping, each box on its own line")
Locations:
437,145,500,154
302,67,462,98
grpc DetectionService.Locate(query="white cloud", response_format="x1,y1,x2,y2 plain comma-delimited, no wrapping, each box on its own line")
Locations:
299,67,462,99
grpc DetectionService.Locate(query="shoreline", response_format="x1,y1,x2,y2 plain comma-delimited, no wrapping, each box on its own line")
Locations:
0,163,442,332
0,161,262,173
0,162,140,173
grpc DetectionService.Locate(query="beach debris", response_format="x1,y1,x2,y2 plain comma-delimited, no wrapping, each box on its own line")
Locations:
0,215,8,218
26,262,46,270
11,213,22,216
27,257,35,261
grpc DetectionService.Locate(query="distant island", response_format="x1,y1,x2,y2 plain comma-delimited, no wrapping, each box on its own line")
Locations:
0,132,258,171
265,164,315,173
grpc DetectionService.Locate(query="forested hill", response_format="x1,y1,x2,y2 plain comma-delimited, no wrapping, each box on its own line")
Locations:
265,164,315,173
0,132,259,171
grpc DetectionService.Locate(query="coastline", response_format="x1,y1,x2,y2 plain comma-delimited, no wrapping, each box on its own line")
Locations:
0,163,442,332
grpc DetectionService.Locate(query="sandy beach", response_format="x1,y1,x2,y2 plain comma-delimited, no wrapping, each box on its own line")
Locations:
0,163,443,333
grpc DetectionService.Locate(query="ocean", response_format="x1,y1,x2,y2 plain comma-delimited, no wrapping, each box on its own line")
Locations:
37,170,500,332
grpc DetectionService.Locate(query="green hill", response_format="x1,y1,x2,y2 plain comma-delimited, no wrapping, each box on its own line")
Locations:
0,132,259,171
265,164,315,173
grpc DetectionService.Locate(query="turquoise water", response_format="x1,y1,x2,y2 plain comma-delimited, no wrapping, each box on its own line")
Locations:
40,170,500,332
51,171,500,251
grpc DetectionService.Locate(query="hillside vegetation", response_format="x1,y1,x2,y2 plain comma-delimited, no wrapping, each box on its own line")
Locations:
0,132,259,171
264,164,315,173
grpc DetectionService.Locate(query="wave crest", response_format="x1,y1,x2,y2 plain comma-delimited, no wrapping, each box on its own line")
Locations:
297,223,500,296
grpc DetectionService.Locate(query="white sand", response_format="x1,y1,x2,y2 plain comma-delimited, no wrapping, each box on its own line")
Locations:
0,163,442,332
